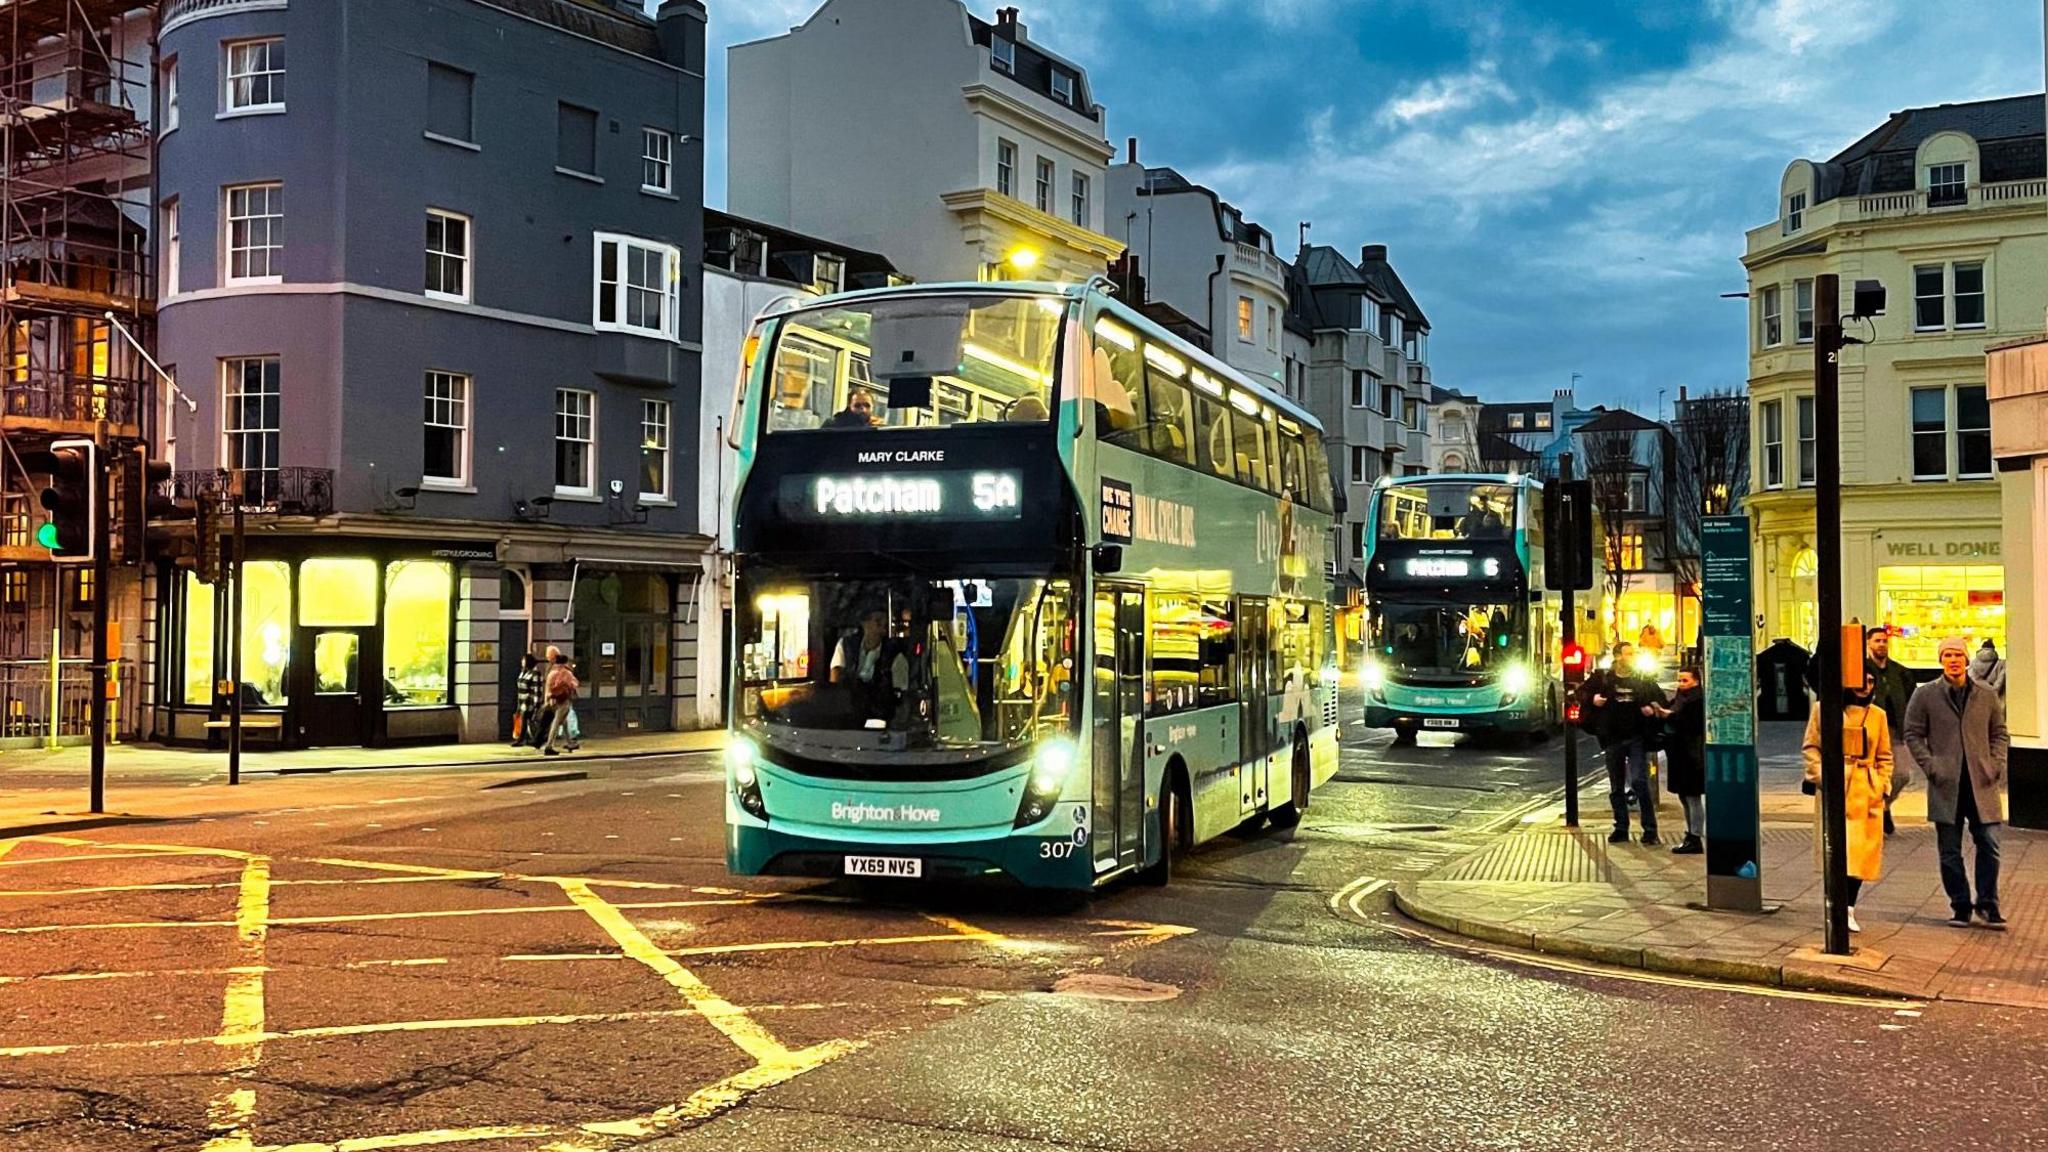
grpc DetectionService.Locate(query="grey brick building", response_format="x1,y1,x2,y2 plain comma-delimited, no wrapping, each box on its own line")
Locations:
149,0,710,747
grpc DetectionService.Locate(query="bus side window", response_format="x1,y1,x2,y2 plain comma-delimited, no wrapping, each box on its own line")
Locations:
1142,352,1194,466
1278,427,1308,501
1303,429,1335,513
1198,598,1235,708
1230,405,1272,493
771,333,837,431
1193,381,1233,478
1090,319,1147,446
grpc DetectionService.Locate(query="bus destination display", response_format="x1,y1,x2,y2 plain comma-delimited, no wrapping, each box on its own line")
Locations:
780,470,1024,522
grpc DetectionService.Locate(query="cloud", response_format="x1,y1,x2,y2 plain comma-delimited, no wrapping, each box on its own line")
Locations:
1378,62,1515,127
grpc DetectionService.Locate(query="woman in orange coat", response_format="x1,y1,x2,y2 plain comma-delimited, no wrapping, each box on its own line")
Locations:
1802,672,1895,933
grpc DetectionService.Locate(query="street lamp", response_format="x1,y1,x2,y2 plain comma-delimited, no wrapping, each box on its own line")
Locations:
1006,246,1041,273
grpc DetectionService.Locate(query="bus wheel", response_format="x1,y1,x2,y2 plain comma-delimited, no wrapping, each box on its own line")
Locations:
1269,741,1310,829
1138,768,1189,887
1391,723,1418,746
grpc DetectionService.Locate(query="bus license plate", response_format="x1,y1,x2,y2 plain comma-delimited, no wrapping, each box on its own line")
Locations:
1422,718,1459,730
844,855,922,879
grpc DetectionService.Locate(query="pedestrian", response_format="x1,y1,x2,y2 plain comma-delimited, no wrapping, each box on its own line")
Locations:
1866,626,1916,836
1902,636,2010,930
1655,666,1706,855
511,652,545,748
542,651,582,756
1802,671,1893,933
1577,641,1669,846
1971,638,2007,698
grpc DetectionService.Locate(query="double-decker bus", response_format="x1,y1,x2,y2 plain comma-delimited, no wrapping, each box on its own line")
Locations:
721,278,1339,889
1360,473,1564,743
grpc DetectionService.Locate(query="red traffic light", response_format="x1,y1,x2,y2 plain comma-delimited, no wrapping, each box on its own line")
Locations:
1566,701,1583,725
1561,642,1588,686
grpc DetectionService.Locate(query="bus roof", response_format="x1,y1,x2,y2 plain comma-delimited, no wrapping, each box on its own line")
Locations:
1374,472,1546,490
758,278,1326,435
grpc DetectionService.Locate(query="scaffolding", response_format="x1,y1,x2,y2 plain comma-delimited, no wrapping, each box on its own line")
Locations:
1,0,155,740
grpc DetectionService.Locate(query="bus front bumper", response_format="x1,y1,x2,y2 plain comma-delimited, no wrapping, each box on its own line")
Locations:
726,820,1098,891
1364,702,1544,734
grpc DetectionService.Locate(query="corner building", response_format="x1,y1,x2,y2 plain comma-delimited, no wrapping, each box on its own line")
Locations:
150,0,709,747
1743,94,2047,665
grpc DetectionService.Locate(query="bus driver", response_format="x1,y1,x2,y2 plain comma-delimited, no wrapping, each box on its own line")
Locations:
831,606,908,718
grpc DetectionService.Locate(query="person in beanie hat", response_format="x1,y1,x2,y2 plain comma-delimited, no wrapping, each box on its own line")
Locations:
1903,636,2010,929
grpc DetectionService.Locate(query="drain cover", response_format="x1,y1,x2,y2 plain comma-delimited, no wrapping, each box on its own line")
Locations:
1050,974,1181,1002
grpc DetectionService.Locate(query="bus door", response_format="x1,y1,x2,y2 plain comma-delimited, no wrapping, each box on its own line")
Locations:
1091,585,1147,873
1237,597,1271,817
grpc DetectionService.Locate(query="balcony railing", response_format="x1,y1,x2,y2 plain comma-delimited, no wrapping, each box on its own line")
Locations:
165,467,334,516
2,374,142,430
1855,179,2048,218
162,0,286,34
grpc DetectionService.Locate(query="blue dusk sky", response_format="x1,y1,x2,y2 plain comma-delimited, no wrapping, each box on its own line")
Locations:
695,0,2046,415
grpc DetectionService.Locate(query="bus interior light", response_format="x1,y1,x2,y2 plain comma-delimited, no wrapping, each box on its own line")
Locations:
1190,369,1224,397
1093,318,1137,350
1227,390,1260,416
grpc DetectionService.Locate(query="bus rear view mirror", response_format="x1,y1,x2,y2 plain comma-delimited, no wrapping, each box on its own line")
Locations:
1093,545,1123,574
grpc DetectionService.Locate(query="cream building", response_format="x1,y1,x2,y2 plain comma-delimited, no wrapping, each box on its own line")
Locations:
1743,94,2047,667
1988,331,2047,827
727,1,1122,285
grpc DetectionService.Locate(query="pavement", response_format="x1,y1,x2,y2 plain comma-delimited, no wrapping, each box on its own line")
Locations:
0,729,726,837
1392,721,2048,1008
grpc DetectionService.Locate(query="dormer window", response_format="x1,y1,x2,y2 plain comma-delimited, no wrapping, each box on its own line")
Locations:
1783,191,1805,234
1927,162,1966,207
1050,70,1074,105
991,36,1015,73
731,229,766,276
811,254,845,297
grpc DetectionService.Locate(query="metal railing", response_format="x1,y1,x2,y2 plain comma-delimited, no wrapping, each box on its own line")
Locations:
165,467,335,516
1855,179,2048,218
0,657,135,742
162,0,287,34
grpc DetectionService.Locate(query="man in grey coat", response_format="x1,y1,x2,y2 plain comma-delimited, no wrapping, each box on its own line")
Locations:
1903,636,2010,930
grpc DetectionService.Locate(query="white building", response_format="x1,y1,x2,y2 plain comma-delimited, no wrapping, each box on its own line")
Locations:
1428,386,1482,473
1105,146,1294,388
692,210,901,727
728,0,1122,284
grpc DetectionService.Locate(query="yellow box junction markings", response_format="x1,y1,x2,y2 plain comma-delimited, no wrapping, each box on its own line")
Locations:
0,833,1196,1150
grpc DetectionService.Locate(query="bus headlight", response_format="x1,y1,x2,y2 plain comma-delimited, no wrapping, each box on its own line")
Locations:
1362,659,1387,693
1015,739,1075,828
1499,662,1533,701
726,737,767,819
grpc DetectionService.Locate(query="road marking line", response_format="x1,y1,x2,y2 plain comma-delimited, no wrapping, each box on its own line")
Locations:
921,912,1005,942
201,854,271,1152
0,851,207,867
502,932,995,963
554,878,795,1065
0,838,19,862
251,1123,563,1151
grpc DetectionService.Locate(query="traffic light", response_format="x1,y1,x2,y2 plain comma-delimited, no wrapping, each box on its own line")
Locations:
36,439,97,563
1561,642,1589,687
1543,479,1594,592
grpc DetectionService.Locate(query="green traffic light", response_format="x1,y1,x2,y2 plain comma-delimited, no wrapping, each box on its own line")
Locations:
35,521,59,550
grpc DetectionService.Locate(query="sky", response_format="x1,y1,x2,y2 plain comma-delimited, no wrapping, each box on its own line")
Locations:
693,0,2046,414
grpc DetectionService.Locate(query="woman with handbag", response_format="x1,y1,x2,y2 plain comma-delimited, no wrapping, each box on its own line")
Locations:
1801,672,1895,933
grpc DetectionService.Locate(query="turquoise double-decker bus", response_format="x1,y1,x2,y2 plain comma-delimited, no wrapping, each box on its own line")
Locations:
721,278,1339,889
1360,474,1564,743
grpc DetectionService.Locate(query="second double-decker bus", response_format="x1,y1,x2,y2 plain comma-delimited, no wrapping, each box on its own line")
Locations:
721,277,1339,889
1360,473,1564,743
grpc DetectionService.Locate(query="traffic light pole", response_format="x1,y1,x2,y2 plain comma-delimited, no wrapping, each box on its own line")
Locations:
1560,454,1580,828
88,424,110,814
228,475,246,787
1815,275,1851,956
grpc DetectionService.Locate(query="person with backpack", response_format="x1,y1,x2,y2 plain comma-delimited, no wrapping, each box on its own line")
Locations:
542,650,582,756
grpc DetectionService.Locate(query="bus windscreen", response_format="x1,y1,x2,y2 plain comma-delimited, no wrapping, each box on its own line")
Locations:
1370,601,1522,676
1376,482,1518,541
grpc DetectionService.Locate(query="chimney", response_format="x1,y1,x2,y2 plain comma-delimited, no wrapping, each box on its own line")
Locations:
996,6,1026,39
1127,136,1139,164
1360,243,1387,264
653,0,707,70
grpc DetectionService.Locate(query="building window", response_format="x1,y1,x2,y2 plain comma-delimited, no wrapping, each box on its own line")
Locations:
1914,265,1944,331
594,233,680,339
185,562,291,705
1266,305,1278,353
1910,387,1946,480
1783,191,1805,233
1953,262,1986,329
1759,284,1781,347
1927,162,1966,207
422,370,469,487
224,183,283,285
1760,399,1783,490
1796,395,1815,488
224,38,285,113
1349,520,1366,563
1035,157,1054,213
811,254,845,296
1349,446,1368,484
991,36,1014,73
161,57,178,132
555,388,594,496
1534,412,1552,430
1070,171,1089,226
222,357,280,501
556,102,598,177
996,139,1016,198
383,560,453,706
641,128,672,194
1050,69,1074,105
1349,371,1366,409
1619,531,1645,570
426,62,473,143
1956,384,1991,478
1625,473,1649,513
1508,412,1524,430
424,209,470,303
640,399,670,501
1795,279,1814,343
161,199,180,298
1237,296,1253,342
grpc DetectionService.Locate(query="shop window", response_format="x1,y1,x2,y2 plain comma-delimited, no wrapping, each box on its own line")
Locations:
299,558,377,626
1878,564,2004,667
383,560,453,706
182,571,215,705
194,560,292,706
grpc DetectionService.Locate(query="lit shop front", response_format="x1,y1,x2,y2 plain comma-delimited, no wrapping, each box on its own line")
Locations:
1875,562,2005,666
156,547,462,748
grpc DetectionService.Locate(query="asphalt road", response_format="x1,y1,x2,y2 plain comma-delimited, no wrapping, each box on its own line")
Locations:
3,720,2045,1152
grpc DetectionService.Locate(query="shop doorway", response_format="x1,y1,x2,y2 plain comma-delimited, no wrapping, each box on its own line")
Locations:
572,571,673,734
301,627,369,746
